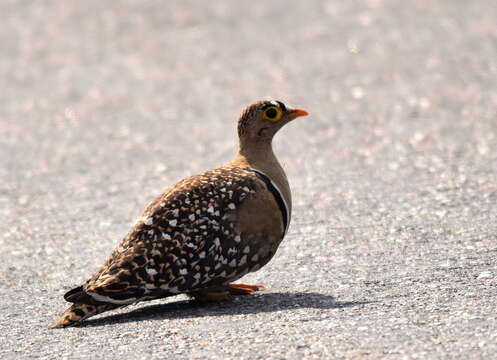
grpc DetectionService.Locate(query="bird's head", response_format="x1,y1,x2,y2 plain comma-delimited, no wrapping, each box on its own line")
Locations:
237,100,309,145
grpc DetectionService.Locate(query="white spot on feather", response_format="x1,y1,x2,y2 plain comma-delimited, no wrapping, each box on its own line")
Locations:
190,260,199,267
143,216,153,225
146,268,158,276
169,219,178,227
179,268,187,275
243,245,250,254
229,259,237,267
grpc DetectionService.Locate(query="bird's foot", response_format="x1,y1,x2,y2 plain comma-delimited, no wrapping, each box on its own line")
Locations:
189,290,233,302
189,284,266,301
226,283,266,295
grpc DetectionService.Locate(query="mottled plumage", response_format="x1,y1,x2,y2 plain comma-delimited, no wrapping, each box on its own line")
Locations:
50,100,308,328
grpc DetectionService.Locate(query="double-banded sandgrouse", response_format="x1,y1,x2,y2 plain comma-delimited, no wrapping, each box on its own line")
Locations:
50,100,309,328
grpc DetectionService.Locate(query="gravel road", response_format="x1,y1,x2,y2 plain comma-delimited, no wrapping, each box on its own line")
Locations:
1,1,497,359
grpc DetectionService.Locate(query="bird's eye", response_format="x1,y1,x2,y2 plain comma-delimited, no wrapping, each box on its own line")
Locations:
262,106,283,122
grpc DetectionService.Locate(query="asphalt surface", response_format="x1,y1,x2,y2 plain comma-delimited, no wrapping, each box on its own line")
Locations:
1,1,497,359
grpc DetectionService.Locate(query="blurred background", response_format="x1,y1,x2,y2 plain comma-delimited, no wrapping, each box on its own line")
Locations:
1,1,497,358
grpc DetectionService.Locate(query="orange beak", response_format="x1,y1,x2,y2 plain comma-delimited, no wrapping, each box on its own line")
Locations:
288,108,309,118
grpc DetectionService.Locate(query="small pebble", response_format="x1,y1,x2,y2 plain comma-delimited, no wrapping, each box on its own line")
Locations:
477,271,493,280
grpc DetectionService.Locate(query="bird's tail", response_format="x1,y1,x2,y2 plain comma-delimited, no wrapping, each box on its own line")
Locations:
49,302,121,328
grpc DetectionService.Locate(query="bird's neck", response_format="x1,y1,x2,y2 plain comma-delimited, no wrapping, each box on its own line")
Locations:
228,140,292,213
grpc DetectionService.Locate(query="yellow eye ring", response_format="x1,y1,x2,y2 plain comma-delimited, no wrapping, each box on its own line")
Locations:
262,106,283,122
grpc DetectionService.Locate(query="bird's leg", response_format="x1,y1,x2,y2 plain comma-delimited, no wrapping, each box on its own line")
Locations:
226,283,266,295
189,289,233,302
189,283,266,300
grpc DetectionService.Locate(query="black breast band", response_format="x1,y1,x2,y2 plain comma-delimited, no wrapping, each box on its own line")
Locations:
251,169,289,238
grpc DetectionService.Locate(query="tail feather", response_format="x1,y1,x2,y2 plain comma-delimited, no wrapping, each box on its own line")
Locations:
49,302,121,328
63,285,86,302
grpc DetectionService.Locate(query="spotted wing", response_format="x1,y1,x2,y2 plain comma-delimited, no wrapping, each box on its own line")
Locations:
68,166,280,305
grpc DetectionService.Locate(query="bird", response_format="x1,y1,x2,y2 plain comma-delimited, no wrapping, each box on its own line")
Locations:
50,100,309,328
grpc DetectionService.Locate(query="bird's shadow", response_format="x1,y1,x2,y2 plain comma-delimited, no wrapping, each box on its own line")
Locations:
79,292,371,328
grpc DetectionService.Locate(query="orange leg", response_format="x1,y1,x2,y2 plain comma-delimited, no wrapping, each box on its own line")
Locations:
227,283,266,295
189,290,232,302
